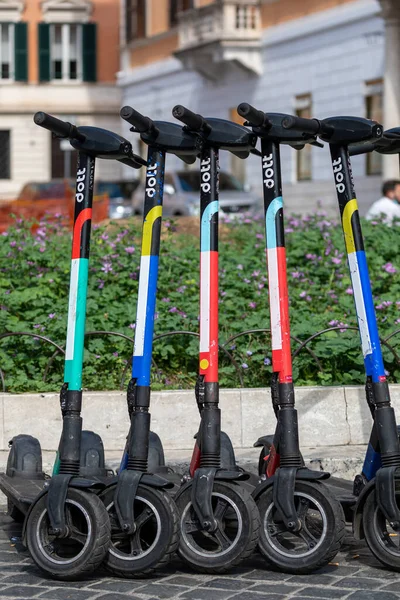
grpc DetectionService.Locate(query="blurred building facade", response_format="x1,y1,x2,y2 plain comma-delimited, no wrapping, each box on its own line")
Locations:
118,0,399,215
0,0,122,199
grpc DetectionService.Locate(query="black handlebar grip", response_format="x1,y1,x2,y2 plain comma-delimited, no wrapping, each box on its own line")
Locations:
348,142,377,157
281,115,321,135
172,105,211,135
237,103,265,127
120,106,156,134
34,111,85,142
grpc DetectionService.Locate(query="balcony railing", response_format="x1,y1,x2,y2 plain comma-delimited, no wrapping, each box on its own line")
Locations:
175,0,262,78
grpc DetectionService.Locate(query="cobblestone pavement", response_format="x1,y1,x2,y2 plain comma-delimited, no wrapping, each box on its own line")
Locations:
1,510,400,600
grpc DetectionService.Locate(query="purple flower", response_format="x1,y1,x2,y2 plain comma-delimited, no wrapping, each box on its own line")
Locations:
33,324,41,329
246,350,253,356
101,233,109,241
264,357,271,365
252,270,260,277
256,233,263,239
241,363,248,369
98,281,104,289
249,302,256,309
258,283,264,290
237,264,243,270
299,291,307,298
346,287,353,295
9,241,16,247
383,262,397,274
129,323,135,329
125,246,135,254
113,352,118,357
306,253,316,260
220,291,227,297
244,278,251,284
101,261,112,274
39,247,45,253
95,355,101,359
48,313,56,319
162,297,170,303
292,272,301,278
230,344,236,350
169,307,178,313
179,311,187,318
331,257,341,265
177,285,187,293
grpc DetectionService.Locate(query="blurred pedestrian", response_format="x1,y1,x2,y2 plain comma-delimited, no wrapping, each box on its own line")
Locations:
366,180,400,225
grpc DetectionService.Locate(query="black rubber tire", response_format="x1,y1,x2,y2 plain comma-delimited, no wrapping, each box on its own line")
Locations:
257,480,345,574
7,500,25,523
25,488,111,580
100,484,180,578
363,485,400,570
175,480,260,573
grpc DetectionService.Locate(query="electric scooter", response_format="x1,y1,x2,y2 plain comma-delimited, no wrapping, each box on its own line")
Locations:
274,113,400,571
0,113,145,579
233,103,345,573
97,106,204,577
171,105,260,573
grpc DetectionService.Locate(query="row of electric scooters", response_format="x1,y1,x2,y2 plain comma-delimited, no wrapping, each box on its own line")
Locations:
2,104,400,581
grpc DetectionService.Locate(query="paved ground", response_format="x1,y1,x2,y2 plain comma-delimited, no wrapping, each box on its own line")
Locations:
0,509,400,600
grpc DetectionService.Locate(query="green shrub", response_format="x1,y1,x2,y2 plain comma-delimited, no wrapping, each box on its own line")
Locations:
1,212,399,392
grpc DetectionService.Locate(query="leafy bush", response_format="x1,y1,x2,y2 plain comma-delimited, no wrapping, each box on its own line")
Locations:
1,212,400,393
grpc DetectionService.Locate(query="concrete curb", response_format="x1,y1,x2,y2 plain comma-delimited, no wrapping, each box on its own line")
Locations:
1,384,398,452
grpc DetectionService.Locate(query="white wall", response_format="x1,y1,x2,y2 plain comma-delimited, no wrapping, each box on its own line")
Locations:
120,0,385,215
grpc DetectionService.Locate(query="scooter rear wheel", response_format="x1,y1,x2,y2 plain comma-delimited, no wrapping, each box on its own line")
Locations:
256,480,345,573
363,482,400,570
25,488,111,580
99,484,180,578
175,480,260,573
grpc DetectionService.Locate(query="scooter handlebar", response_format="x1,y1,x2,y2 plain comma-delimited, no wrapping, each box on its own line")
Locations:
172,105,211,135
34,111,85,142
282,115,321,135
120,106,157,135
237,103,266,127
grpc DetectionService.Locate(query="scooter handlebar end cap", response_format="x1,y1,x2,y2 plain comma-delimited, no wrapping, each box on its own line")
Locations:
237,103,265,127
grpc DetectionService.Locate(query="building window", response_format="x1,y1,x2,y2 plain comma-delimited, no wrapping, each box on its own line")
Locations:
50,24,82,81
295,94,312,181
0,130,10,179
51,133,78,179
126,0,146,44
170,0,194,27
0,23,14,80
365,79,383,176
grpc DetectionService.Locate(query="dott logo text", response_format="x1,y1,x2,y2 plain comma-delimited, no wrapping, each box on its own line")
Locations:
75,168,86,202
200,157,211,193
332,157,345,194
262,153,274,189
145,163,158,198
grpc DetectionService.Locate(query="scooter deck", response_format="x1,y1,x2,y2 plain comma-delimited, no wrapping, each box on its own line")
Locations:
0,473,45,515
325,475,356,521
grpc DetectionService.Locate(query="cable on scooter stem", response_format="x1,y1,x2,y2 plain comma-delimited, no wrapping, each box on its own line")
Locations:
34,112,86,142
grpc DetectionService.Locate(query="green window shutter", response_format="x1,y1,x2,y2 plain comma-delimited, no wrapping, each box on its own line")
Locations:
14,22,28,81
38,22,50,82
82,23,97,82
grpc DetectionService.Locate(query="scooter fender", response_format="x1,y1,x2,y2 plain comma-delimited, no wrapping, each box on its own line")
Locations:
252,468,330,502
22,477,107,543
353,478,376,540
253,435,274,449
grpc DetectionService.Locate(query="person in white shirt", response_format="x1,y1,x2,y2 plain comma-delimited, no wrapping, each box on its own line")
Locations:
366,179,400,225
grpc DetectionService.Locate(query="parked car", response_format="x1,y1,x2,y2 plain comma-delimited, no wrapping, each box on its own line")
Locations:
97,180,140,219
131,170,261,216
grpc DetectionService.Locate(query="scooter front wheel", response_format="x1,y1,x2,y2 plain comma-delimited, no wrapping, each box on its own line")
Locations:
257,480,345,573
25,488,111,580
175,480,260,573
363,482,400,570
99,484,180,577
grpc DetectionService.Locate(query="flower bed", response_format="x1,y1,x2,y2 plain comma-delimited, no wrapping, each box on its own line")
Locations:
1,213,399,392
